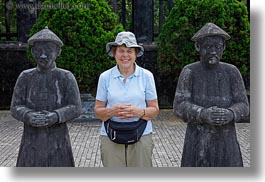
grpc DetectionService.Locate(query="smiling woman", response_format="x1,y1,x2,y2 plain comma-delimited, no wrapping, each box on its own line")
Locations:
114,45,137,78
94,31,159,167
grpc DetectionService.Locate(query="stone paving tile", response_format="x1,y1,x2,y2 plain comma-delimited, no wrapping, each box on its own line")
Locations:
0,110,250,167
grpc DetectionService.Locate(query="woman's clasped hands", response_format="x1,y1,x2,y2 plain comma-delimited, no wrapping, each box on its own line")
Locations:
110,104,143,119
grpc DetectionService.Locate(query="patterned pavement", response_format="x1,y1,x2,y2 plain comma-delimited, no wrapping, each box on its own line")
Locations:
0,109,250,167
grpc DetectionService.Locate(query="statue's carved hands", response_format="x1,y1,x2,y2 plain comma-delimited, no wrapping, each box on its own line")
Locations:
25,111,46,127
200,106,234,126
211,107,234,125
25,111,58,127
41,110,58,127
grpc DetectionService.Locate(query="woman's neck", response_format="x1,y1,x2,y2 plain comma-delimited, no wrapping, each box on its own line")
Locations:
118,64,135,78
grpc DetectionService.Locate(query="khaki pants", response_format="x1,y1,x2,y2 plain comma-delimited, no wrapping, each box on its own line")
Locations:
100,134,154,167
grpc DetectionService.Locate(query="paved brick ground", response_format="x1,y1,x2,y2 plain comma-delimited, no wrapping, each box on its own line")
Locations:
0,110,250,167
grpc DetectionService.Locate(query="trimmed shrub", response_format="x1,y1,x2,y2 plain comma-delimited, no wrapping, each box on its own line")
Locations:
156,0,249,105
29,0,123,94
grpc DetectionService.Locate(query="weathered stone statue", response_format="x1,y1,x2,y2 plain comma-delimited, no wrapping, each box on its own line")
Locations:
10,27,82,167
173,23,249,167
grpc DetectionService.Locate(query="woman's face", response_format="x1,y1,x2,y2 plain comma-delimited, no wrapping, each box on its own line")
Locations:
114,45,137,70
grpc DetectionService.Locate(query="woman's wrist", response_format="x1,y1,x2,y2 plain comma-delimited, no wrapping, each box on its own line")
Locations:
140,108,145,118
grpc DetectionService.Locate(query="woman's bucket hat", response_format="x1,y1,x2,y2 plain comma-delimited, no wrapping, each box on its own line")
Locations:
106,31,144,57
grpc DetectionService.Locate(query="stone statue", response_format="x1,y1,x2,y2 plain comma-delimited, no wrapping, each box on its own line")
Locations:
10,27,82,167
173,23,249,167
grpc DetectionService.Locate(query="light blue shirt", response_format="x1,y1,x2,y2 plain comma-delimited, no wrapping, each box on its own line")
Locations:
96,64,157,136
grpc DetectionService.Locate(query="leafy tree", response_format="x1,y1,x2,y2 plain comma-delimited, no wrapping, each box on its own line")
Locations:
29,0,123,94
156,0,249,105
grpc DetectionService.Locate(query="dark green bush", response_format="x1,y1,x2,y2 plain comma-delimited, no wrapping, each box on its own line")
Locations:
29,0,123,94
157,0,249,83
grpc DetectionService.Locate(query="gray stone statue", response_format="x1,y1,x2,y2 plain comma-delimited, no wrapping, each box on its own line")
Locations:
10,27,82,167
173,23,249,167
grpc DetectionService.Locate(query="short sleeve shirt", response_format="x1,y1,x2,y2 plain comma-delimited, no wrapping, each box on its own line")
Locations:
96,64,157,136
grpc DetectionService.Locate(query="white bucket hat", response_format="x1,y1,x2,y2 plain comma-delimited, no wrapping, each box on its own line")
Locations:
106,31,144,57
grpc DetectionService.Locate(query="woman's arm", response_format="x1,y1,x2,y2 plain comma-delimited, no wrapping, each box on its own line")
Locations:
94,100,121,121
141,99,159,121
94,99,159,121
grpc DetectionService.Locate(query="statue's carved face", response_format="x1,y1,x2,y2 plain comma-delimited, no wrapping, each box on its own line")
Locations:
32,42,60,71
198,36,225,66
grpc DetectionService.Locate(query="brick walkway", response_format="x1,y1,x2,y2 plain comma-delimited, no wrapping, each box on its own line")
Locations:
0,110,250,167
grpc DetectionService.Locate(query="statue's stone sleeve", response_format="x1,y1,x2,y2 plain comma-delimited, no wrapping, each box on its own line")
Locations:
173,66,204,123
54,72,82,123
10,69,82,124
10,71,33,123
228,65,249,122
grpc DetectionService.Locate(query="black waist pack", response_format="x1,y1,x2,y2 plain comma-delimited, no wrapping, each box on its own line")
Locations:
104,119,147,145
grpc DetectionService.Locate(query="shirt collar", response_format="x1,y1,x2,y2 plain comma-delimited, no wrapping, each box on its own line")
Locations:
112,63,141,78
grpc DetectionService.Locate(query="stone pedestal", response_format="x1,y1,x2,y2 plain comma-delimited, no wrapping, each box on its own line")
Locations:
136,44,157,74
0,42,32,109
136,43,172,108
74,93,99,122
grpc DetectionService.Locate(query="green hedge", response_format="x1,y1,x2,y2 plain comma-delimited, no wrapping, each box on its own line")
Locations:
29,0,123,94
157,0,250,83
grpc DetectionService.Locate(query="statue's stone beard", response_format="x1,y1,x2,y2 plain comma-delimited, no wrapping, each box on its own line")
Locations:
201,55,221,67
36,59,56,71
208,56,219,65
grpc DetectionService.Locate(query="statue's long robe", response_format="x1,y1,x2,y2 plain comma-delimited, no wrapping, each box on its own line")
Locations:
173,62,249,167
11,67,82,167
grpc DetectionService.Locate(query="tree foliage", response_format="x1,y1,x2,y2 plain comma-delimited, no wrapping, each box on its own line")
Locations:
157,0,250,83
29,0,123,94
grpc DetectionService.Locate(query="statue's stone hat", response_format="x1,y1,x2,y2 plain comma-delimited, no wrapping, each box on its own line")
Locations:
28,26,63,47
191,23,231,42
106,31,144,57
